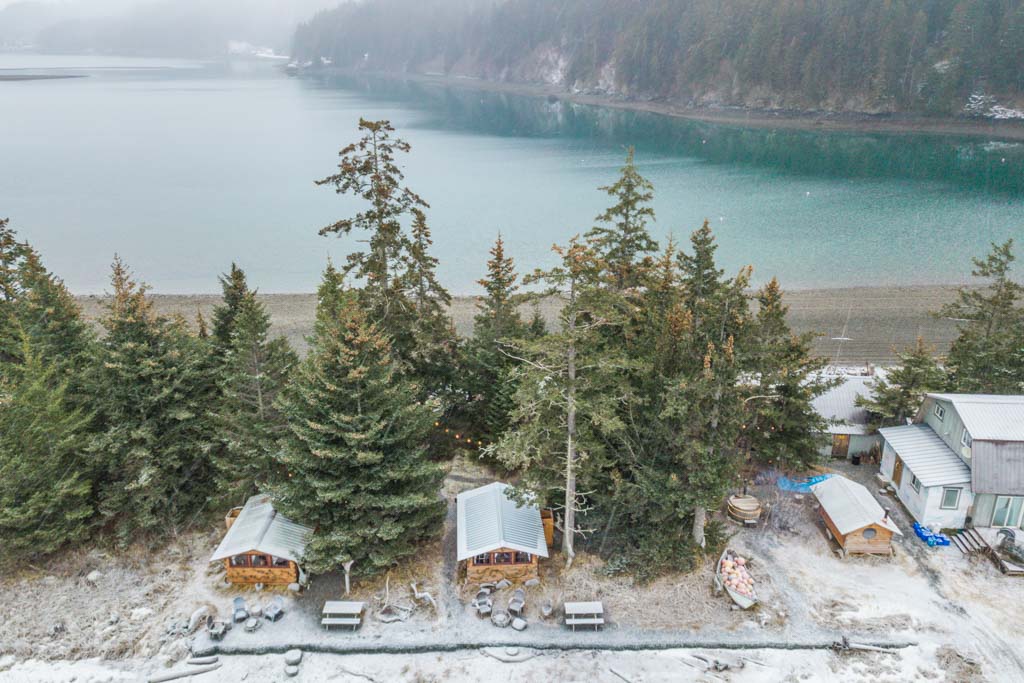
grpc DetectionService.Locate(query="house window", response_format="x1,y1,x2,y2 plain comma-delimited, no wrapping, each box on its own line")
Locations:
960,429,972,448
473,553,492,566
229,555,249,568
933,404,945,421
910,474,922,493
493,552,513,565
250,554,269,567
940,488,962,510
992,496,1024,528
514,552,532,564
271,556,290,568
862,528,877,540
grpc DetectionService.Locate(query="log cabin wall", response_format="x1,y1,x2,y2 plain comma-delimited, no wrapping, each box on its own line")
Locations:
465,548,540,584
223,557,298,585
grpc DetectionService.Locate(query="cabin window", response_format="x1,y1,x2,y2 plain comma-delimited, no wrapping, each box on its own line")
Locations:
229,555,249,568
514,552,532,563
250,554,269,567
271,556,290,568
941,488,962,510
960,429,972,448
493,552,513,565
933,404,945,421
862,528,877,540
909,474,921,493
473,553,492,566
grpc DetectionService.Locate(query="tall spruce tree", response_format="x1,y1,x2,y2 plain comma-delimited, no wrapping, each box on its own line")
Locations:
856,337,946,428
0,341,92,562
211,292,297,502
586,147,658,290
938,240,1024,393
88,258,217,542
492,237,630,567
466,234,527,440
269,265,445,575
743,277,835,470
211,263,250,354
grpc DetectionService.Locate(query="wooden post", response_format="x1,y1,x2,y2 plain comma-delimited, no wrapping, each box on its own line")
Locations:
343,560,354,595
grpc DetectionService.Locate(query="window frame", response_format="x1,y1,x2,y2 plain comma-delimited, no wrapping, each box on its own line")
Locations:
940,487,962,510
960,429,972,448
229,554,249,568
933,403,945,421
910,474,922,493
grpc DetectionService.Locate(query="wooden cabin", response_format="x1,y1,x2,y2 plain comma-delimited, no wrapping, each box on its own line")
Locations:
210,494,313,585
812,475,902,557
457,482,549,584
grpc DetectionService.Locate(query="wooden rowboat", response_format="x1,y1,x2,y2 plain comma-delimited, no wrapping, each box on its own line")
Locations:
714,548,758,609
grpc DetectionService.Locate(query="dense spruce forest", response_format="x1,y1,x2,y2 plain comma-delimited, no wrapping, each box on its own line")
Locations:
1,121,1021,581
293,0,1024,116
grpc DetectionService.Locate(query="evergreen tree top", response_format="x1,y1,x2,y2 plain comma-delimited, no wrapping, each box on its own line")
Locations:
212,263,250,349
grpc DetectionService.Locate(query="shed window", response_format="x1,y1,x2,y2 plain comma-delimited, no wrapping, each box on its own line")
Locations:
960,429,972,448
514,552,532,563
493,552,513,565
933,404,945,421
940,488,962,510
910,474,921,493
862,528,877,540
251,554,269,567
229,555,249,568
473,553,492,566
271,556,290,568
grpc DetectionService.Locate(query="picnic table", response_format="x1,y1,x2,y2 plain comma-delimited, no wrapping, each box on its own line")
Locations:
563,601,604,631
321,600,365,631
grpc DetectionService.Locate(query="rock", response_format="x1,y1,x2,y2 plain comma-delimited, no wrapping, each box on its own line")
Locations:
86,570,103,584
511,617,527,631
495,579,511,590
188,606,210,634
287,582,301,593
108,614,120,625
284,649,303,666
285,665,299,677
48,622,66,636
130,607,154,622
523,578,540,587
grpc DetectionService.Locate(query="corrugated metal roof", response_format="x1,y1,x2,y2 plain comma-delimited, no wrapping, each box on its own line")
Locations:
456,482,549,561
928,394,1024,441
813,376,875,435
811,475,901,535
880,424,972,487
210,494,313,563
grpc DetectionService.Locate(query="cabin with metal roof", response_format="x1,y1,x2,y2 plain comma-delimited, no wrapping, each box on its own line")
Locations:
878,393,1024,530
812,375,883,460
210,494,313,586
811,475,901,557
456,482,550,584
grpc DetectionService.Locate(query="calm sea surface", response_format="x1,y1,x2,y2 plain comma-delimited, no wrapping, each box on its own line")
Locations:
1,55,1022,294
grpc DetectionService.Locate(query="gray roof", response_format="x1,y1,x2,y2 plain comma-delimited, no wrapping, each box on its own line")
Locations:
928,394,1024,442
880,424,972,487
210,494,313,564
813,376,875,435
811,475,901,535
456,482,549,561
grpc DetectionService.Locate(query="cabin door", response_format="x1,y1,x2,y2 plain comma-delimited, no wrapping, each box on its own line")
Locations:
892,456,904,487
831,434,850,458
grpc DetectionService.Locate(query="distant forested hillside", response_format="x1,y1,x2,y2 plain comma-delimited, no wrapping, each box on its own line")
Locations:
293,0,1024,116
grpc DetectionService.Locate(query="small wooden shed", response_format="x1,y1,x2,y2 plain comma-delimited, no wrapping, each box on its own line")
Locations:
210,494,313,585
456,482,549,584
811,475,902,556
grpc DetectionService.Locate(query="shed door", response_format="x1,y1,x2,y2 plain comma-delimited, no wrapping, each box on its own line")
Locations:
831,434,850,458
892,456,904,487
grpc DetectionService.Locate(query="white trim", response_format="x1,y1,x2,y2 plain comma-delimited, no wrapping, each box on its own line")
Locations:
933,403,946,421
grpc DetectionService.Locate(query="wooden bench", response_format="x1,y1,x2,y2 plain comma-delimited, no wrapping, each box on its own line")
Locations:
321,617,361,630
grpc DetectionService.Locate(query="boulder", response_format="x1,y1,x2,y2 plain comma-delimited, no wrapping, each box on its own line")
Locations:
285,665,299,677
86,570,103,584
284,649,303,666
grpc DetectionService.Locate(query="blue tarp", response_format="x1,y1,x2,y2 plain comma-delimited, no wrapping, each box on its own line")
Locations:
777,474,833,493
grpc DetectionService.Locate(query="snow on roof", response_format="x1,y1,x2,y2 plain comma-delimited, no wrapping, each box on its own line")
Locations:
812,375,875,435
879,424,972,487
456,482,548,561
811,475,901,536
210,494,313,564
927,394,1024,442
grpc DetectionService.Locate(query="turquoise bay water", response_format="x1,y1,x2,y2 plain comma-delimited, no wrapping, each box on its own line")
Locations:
1,55,1022,294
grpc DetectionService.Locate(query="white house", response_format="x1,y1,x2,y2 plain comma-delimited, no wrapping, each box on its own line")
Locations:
812,375,883,459
879,393,1024,530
